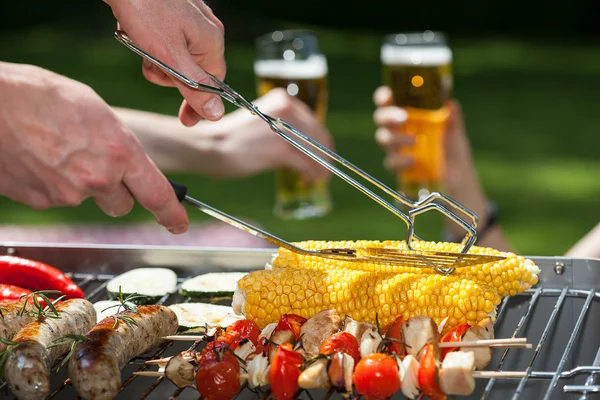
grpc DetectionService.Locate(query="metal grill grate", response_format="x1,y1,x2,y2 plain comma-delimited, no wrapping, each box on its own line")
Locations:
1,272,600,400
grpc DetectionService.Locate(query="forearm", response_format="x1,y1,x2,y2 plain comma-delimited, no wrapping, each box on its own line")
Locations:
446,162,514,252
565,223,600,258
112,107,221,174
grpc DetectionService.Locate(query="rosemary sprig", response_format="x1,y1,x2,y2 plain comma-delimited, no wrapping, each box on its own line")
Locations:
0,337,21,380
101,286,143,329
18,290,64,319
47,334,86,371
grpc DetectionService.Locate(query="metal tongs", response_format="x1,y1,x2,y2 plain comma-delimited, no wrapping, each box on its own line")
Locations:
114,30,505,274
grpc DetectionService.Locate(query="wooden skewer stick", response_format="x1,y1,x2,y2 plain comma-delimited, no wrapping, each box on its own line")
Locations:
135,370,527,380
473,371,528,379
489,343,532,349
438,338,527,348
163,335,206,341
133,371,165,377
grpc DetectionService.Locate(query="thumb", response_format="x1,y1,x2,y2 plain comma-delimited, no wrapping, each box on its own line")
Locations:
171,52,226,124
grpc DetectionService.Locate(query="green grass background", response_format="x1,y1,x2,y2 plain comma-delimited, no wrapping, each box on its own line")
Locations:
1,23,598,256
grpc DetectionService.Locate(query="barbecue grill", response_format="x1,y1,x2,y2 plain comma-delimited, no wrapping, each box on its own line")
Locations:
1,242,599,400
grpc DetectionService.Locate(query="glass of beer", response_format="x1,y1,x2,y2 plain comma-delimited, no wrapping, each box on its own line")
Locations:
254,30,332,220
381,31,453,202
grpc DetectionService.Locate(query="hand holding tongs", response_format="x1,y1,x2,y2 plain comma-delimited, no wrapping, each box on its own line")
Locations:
114,30,504,273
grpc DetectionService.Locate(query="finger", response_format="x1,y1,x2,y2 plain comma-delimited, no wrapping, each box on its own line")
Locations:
384,155,416,172
373,106,408,127
375,128,416,152
122,148,189,234
142,60,177,88
171,51,225,122
93,184,135,218
373,86,394,107
178,99,203,127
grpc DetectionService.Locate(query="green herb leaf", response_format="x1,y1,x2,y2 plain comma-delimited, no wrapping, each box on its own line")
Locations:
47,334,87,372
0,338,21,380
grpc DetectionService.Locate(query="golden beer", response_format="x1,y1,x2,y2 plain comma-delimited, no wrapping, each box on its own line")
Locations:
254,30,332,220
381,32,453,201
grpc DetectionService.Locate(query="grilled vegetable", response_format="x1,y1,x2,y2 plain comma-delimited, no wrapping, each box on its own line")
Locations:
382,316,406,356
223,319,260,349
0,284,32,302
180,272,247,298
270,342,304,400
233,266,501,331
106,268,177,303
354,353,401,400
418,342,447,400
0,256,84,299
298,358,330,389
320,332,361,365
169,303,243,330
196,344,241,400
440,323,471,359
273,240,541,297
403,316,439,358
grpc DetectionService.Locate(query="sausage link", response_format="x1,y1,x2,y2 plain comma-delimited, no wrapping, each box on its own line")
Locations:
0,301,35,352
68,305,179,400
3,299,96,400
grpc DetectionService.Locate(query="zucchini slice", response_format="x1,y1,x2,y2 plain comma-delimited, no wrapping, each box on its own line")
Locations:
169,303,243,330
106,268,177,304
180,272,248,298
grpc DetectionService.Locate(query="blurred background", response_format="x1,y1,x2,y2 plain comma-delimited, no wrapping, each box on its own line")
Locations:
1,0,598,256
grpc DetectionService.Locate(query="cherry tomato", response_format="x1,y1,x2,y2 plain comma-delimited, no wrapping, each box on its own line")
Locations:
224,319,260,349
319,331,361,365
418,342,447,400
354,353,401,400
196,357,241,400
199,340,239,367
270,342,304,400
275,314,307,341
382,316,406,357
440,323,470,359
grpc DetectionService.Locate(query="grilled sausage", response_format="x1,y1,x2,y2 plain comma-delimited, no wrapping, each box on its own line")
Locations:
0,301,35,352
3,299,96,400
68,305,179,400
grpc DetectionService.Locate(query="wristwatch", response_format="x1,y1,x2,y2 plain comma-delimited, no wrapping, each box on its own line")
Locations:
445,201,499,243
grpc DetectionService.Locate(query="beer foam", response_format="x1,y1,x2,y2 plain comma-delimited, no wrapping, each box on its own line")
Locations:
381,44,452,66
254,55,328,79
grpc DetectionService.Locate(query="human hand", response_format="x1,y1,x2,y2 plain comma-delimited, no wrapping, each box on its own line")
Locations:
0,62,188,233
372,85,475,197
202,88,334,181
105,0,226,126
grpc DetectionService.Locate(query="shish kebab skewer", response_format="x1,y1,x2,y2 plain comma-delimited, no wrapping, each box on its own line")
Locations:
135,311,531,400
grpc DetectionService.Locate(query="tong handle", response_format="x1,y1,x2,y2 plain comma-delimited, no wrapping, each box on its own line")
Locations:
168,180,305,254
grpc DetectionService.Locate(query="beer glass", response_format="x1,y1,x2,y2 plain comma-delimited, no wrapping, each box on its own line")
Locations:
254,30,332,220
381,31,453,202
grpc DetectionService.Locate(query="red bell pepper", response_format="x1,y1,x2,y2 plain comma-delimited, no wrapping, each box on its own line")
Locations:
0,256,84,299
0,283,33,302
418,342,447,400
0,284,52,308
440,323,471,359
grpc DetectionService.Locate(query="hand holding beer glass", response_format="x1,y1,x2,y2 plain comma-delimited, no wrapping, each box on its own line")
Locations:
254,30,332,220
380,31,453,202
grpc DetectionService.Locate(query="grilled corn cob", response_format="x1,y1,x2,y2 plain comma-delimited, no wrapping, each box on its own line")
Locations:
271,240,540,296
232,267,502,331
